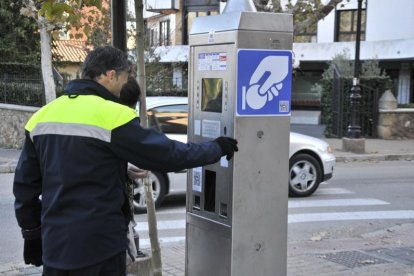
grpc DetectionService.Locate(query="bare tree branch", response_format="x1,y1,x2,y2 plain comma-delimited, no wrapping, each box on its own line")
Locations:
293,0,343,35
253,0,343,35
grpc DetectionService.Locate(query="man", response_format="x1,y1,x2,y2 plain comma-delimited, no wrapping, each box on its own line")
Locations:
13,46,238,275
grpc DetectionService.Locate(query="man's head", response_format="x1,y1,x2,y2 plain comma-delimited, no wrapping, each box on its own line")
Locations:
120,76,141,109
81,46,130,97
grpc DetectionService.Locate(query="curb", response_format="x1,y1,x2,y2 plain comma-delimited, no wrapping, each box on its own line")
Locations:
0,163,16,174
336,153,414,163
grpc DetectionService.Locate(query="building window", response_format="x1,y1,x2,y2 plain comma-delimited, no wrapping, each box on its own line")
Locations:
294,23,317,43
186,11,219,39
146,28,158,47
292,71,323,109
183,10,219,44
335,9,366,42
159,20,170,46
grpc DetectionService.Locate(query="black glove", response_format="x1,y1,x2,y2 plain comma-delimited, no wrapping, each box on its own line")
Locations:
22,226,42,267
214,137,239,161
23,238,43,266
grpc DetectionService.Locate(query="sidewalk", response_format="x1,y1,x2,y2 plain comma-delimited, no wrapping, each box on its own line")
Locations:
325,138,414,163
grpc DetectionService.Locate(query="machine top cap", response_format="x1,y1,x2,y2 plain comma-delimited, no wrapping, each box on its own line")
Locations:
223,0,257,13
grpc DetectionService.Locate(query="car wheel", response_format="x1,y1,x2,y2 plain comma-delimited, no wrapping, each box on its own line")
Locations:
289,153,322,197
133,171,166,213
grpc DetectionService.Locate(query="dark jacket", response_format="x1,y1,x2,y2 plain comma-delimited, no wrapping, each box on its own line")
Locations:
13,79,222,269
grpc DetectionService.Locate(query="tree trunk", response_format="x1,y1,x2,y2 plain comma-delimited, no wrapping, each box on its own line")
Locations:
135,0,163,275
39,17,56,104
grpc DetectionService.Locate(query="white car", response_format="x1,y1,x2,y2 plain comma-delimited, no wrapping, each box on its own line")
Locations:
133,97,335,212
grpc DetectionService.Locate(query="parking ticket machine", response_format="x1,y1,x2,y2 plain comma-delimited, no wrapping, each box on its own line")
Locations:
185,4,293,276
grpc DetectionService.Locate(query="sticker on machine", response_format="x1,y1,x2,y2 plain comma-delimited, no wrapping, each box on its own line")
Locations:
194,120,201,136
202,120,221,138
198,52,227,71
192,167,202,192
236,49,292,116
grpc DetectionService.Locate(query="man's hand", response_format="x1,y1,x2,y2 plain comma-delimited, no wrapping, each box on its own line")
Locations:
23,238,42,267
21,226,42,267
214,137,239,161
127,163,150,180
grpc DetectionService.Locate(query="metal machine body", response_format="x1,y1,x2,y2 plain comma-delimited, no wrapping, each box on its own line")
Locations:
186,10,293,276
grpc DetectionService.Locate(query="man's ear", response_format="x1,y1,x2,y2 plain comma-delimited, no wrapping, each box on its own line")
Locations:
105,70,116,80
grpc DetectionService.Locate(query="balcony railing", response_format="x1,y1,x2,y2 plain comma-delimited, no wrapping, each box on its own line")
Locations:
146,0,179,14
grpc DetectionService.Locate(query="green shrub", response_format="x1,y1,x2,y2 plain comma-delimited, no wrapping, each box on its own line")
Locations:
0,63,42,77
321,77,391,137
318,51,391,137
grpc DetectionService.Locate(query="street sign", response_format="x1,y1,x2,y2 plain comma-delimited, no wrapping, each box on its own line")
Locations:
236,49,292,116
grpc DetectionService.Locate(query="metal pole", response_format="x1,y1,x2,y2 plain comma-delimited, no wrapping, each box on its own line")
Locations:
111,0,127,52
347,0,363,138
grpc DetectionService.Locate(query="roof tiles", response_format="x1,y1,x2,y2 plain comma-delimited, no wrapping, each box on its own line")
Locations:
52,40,88,63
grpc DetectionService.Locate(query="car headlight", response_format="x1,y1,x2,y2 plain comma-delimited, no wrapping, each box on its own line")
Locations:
327,145,334,154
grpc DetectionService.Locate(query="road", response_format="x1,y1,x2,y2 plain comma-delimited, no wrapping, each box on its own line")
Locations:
1,160,413,271
133,160,414,249
0,173,23,266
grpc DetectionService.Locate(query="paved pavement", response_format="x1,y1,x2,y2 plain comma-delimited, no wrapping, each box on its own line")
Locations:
1,124,414,275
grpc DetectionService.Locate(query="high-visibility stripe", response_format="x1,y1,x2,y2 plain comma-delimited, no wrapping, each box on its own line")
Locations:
30,122,111,142
26,95,136,132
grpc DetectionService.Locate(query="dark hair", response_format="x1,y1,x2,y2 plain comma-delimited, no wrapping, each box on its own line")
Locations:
119,76,141,108
81,46,130,80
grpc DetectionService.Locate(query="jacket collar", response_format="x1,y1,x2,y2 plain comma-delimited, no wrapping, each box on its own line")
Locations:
64,79,120,103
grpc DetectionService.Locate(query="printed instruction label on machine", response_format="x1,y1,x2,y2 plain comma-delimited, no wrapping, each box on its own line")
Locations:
236,49,292,116
192,167,202,192
198,52,227,71
202,120,221,138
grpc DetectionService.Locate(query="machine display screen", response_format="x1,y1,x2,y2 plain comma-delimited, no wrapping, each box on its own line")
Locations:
201,78,223,113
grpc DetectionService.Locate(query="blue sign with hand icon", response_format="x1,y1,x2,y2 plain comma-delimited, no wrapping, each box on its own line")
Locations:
236,49,292,116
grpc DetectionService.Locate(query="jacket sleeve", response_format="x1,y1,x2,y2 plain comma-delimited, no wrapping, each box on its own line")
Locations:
13,131,42,230
110,118,222,172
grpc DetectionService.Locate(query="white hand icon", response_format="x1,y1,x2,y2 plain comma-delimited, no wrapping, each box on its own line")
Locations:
249,56,289,96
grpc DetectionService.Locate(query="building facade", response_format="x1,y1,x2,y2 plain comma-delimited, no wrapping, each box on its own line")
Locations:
129,0,413,106
296,0,414,105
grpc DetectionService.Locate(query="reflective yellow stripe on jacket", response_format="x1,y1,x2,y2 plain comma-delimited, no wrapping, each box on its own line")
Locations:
25,95,137,142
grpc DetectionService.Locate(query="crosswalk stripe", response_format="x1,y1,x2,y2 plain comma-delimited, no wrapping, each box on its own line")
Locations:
149,187,356,216
140,236,185,248
135,210,414,232
288,198,389,208
288,210,414,223
137,210,414,248
135,220,185,231
156,208,187,215
315,188,354,195
146,197,387,217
